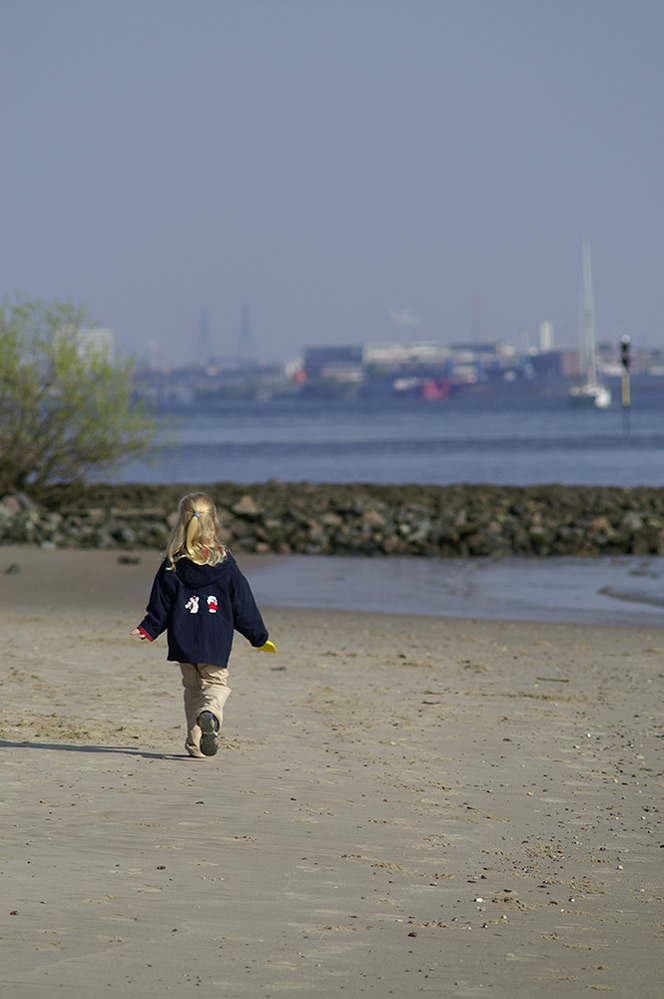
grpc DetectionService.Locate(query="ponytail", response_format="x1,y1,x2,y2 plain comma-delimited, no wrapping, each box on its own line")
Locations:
164,493,225,569
185,510,200,554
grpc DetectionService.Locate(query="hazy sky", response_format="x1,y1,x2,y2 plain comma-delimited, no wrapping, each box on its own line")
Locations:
2,0,662,366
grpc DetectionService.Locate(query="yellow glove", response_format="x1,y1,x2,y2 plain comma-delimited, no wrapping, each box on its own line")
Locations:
257,640,277,653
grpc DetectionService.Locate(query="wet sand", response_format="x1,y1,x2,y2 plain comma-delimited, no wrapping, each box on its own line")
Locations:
1,547,663,997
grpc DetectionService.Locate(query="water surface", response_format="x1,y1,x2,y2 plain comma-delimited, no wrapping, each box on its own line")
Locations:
245,553,664,627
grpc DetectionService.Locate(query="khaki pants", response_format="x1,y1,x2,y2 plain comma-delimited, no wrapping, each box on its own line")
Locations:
179,663,231,758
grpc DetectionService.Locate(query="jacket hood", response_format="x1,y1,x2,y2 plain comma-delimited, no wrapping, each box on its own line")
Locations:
171,554,232,589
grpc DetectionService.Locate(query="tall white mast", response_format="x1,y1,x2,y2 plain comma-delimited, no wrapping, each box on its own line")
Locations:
569,238,611,408
581,237,598,388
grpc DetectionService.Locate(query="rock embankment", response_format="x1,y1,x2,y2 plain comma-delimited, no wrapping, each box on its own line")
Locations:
1,482,664,558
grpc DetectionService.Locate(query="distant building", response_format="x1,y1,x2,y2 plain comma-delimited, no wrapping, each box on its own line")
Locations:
303,346,364,381
75,328,116,362
539,320,554,352
54,327,117,365
364,342,450,367
529,348,581,380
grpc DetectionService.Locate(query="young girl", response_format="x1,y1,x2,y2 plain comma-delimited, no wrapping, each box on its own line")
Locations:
130,491,275,758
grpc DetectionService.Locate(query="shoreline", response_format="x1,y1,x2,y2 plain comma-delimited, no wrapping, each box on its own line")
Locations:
2,545,664,629
1,547,662,996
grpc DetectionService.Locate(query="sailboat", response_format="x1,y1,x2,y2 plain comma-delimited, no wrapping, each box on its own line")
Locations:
569,237,612,408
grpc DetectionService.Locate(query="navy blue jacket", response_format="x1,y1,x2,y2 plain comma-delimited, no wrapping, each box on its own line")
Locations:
137,551,268,668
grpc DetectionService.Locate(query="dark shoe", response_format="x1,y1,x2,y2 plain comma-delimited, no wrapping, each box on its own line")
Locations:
198,711,219,757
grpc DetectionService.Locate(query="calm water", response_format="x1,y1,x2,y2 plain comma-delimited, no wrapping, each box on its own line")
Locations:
115,393,664,487
243,553,664,627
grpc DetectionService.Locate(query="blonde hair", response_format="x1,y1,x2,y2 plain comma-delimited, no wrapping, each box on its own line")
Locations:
165,492,226,570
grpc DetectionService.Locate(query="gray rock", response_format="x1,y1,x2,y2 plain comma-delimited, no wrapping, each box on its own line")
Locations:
232,495,262,518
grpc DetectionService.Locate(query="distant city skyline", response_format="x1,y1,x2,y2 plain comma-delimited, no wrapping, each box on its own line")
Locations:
2,0,663,366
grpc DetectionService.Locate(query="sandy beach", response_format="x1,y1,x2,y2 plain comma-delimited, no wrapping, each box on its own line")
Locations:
1,546,662,998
